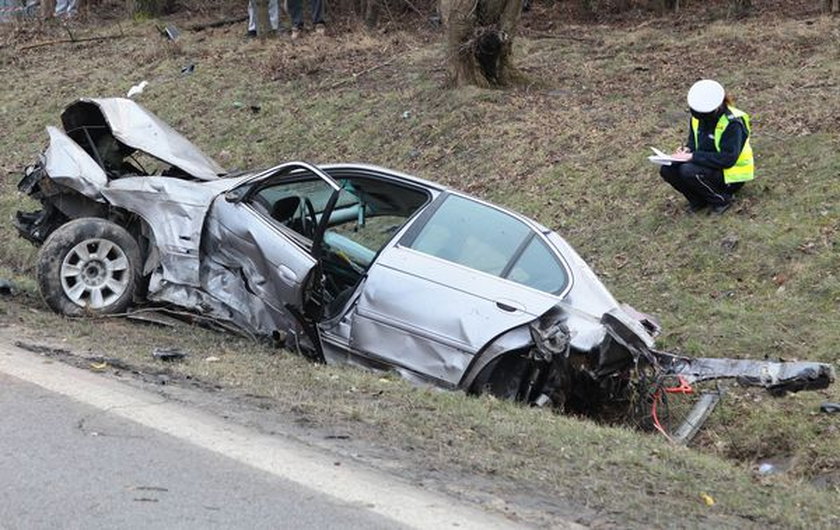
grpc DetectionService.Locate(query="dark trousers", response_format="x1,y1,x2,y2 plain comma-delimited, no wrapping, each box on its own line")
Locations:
289,0,324,28
660,162,743,207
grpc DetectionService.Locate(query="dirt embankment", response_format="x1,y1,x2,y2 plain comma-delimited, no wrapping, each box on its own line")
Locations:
1,3,839,527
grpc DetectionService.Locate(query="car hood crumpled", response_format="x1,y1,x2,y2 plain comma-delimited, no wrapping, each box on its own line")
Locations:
60,98,226,181
43,126,109,201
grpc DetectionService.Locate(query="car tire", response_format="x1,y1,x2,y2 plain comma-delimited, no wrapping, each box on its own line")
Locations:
37,217,141,316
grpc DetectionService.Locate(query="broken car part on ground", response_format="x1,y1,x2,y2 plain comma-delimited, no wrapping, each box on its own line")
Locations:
14,98,835,441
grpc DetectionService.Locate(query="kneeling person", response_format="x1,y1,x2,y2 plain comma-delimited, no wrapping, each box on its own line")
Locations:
661,79,754,214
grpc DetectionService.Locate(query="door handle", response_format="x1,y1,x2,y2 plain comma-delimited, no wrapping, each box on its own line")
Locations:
495,300,524,313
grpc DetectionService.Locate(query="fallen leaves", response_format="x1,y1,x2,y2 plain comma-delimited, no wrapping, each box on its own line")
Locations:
700,492,716,507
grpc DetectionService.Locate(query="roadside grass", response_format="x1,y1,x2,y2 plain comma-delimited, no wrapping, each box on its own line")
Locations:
1,299,837,528
1,9,838,526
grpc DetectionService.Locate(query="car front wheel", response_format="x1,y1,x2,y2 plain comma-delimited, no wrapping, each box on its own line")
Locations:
37,217,141,316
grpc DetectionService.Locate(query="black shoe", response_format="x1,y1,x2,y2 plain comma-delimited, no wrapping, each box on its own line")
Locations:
686,202,706,214
246,29,257,38
709,202,731,215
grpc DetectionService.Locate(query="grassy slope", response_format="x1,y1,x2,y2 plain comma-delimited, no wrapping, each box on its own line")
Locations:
0,10,838,527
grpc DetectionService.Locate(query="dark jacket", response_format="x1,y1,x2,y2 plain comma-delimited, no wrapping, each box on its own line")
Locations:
686,109,748,170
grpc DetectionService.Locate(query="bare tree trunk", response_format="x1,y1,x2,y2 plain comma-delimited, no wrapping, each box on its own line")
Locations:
447,0,525,87
728,0,751,16
254,0,271,37
42,0,56,18
825,0,839,14
363,0,380,28
659,0,679,13
439,0,452,26
130,0,175,16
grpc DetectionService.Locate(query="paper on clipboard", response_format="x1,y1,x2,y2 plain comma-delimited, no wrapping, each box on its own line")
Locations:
647,146,681,166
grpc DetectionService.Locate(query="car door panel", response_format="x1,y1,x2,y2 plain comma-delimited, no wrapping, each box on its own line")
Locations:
208,198,317,306
200,198,317,336
350,311,471,387
208,161,341,304
350,246,560,385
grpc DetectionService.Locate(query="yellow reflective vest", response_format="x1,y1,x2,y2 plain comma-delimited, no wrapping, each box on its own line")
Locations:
691,106,754,184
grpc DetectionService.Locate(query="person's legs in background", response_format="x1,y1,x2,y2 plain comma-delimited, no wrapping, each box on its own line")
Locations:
288,0,303,37
55,0,77,17
311,0,325,32
289,0,325,37
248,0,280,36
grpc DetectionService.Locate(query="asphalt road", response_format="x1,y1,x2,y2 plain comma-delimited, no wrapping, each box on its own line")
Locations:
0,341,525,530
0,373,400,529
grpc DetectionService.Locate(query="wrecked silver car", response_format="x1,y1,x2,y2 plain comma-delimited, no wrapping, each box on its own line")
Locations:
15,98,834,439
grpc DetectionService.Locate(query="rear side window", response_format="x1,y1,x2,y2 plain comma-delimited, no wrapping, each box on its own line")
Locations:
506,237,568,294
405,194,568,294
408,195,530,276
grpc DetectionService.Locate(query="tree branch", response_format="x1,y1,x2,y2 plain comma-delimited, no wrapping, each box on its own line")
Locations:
18,34,127,52
326,56,400,89
188,16,249,32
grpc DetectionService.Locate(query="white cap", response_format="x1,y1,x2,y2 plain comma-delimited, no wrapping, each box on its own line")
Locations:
687,79,725,113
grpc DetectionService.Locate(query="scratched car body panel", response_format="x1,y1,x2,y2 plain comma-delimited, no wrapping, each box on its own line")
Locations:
15,98,834,438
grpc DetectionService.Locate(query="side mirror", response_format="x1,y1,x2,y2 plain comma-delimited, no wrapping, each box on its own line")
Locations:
224,188,245,203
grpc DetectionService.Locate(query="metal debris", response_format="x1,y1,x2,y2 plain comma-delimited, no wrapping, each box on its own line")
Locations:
820,402,840,414
152,347,187,362
0,278,15,296
159,24,181,41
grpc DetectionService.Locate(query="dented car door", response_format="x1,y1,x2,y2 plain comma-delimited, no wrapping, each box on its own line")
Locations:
201,163,341,335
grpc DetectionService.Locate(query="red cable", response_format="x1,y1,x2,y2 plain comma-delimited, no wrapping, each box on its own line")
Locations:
665,375,694,394
651,390,674,442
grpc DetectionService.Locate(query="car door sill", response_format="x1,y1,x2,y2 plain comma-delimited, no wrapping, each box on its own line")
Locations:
318,332,458,390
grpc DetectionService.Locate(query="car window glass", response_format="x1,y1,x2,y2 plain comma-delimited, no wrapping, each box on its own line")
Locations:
255,179,335,213
249,178,336,239
318,178,430,318
505,236,568,294
408,195,530,276
322,188,376,268
324,184,421,267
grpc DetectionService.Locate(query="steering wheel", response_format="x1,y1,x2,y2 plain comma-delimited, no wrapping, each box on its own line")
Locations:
300,197,318,238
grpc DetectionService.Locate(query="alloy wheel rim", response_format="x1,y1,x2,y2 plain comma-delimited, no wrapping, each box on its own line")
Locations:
60,238,130,309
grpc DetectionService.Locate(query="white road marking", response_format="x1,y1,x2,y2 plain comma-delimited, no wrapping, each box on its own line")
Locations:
0,342,570,529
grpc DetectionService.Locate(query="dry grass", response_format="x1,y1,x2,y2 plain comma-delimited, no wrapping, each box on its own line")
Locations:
1,7,839,527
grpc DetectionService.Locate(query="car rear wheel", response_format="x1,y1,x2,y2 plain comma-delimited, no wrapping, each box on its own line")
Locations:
37,217,141,316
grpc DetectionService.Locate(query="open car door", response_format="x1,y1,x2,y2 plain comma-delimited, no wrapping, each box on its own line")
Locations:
201,162,341,344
